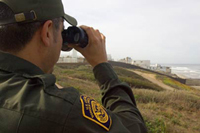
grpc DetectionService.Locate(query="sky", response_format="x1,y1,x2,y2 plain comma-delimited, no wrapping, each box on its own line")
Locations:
61,0,200,64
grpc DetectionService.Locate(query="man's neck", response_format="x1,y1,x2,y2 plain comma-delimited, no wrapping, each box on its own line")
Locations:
12,45,49,73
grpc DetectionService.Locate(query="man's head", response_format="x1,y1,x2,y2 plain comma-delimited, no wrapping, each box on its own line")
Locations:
0,0,77,52
0,0,77,73
0,0,77,26
0,2,62,52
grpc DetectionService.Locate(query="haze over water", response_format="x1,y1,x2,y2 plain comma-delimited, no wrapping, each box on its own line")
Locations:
163,64,200,79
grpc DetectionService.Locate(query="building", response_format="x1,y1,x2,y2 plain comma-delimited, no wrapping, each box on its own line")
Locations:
58,53,112,63
107,54,113,61
149,64,171,74
57,49,86,63
72,49,78,58
119,58,150,68
57,56,77,63
119,57,132,64
77,57,86,63
132,60,150,68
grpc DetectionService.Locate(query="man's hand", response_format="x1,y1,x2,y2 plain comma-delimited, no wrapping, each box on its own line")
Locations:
68,25,108,68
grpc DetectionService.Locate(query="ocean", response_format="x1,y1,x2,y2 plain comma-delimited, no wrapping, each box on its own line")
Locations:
162,64,200,79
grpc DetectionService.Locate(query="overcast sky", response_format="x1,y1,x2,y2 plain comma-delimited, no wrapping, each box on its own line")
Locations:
61,0,200,64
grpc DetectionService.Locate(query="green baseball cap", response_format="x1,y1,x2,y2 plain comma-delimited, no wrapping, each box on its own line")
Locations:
0,0,77,26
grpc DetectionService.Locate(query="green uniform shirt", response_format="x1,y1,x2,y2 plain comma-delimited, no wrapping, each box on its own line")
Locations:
0,51,147,133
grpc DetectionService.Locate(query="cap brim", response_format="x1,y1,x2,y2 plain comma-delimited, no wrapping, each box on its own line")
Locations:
64,14,77,26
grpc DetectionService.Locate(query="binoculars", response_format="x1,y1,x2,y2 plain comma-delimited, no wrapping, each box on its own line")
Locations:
62,26,88,51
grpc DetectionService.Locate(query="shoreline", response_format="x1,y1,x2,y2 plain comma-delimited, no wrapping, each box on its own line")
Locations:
173,73,200,80
167,64,200,79
175,74,187,79
172,73,200,79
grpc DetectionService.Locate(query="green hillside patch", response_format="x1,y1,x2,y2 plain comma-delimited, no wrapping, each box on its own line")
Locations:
55,65,96,82
156,75,194,90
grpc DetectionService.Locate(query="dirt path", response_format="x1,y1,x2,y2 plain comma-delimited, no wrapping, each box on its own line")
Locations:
129,70,175,91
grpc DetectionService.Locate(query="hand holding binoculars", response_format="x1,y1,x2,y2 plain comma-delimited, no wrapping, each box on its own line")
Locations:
61,26,88,51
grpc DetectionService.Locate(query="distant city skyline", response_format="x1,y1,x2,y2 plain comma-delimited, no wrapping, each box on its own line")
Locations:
61,0,200,64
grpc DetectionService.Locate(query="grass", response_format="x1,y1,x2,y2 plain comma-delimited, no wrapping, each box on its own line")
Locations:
134,89,200,133
58,65,96,82
55,65,164,91
156,75,194,90
145,117,166,133
53,64,200,133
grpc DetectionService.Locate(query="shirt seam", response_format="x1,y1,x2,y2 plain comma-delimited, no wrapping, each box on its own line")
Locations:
16,111,24,133
62,94,79,133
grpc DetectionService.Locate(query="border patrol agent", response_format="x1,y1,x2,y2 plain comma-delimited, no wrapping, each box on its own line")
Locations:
0,0,147,132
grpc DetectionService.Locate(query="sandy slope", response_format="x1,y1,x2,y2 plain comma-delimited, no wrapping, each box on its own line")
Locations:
129,70,175,91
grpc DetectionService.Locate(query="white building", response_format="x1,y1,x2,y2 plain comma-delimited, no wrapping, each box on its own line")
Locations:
107,54,113,61
57,55,86,63
57,56,77,63
132,60,150,68
119,58,126,63
119,58,151,68
149,64,171,74
72,49,78,58
119,57,132,64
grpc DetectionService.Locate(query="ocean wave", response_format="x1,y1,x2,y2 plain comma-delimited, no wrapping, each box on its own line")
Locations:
171,67,189,71
171,68,199,79
162,64,200,79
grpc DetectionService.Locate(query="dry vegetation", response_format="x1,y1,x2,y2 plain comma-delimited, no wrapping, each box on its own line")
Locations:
134,89,200,133
53,64,200,133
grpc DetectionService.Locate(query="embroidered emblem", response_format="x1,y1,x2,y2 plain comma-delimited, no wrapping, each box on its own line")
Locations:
80,95,112,131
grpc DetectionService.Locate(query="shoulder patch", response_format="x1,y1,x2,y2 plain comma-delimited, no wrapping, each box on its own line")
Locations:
80,95,112,131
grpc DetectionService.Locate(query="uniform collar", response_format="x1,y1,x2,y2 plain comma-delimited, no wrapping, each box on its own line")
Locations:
0,51,44,75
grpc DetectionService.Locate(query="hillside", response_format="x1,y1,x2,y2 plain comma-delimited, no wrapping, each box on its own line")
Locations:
53,64,200,133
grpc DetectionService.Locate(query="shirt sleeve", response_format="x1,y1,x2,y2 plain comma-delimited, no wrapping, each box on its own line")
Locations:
93,62,148,133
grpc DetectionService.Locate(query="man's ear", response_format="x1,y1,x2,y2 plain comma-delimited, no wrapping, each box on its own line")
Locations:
41,20,54,47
